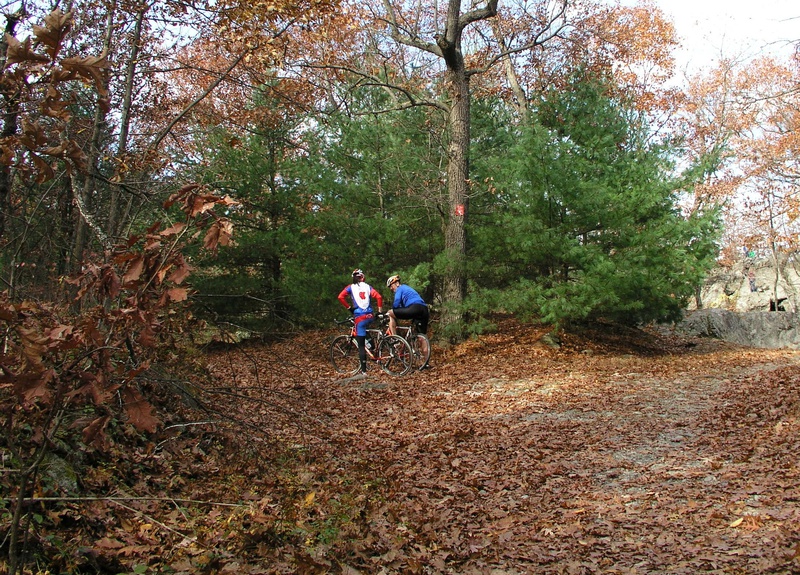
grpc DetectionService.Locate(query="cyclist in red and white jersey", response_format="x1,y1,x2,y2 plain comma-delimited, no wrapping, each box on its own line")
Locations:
338,269,383,375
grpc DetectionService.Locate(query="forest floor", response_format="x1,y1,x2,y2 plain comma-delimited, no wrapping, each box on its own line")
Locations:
189,317,800,574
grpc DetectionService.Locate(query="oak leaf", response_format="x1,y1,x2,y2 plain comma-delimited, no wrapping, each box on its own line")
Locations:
100,265,121,298
121,387,159,432
94,537,124,549
14,368,55,403
167,256,192,284
4,35,50,65
61,54,110,97
160,222,187,237
30,153,55,183
123,255,145,285
164,184,201,209
18,326,47,368
81,415,111,449
138,323,158,347
33,9,73,58
204,219,234,251
166,287,189,302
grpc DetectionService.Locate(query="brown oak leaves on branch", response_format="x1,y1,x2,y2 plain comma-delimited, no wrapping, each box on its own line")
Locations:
1,11,237,456
1,9,110,182
2,183,237,452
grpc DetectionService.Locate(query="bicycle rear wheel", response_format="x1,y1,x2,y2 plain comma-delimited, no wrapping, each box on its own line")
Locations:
330,335,360,375
378,335,413,376
410,334,431,370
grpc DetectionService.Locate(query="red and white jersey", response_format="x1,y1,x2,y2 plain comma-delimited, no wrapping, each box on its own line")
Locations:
350,281,372,311
338,281,383,313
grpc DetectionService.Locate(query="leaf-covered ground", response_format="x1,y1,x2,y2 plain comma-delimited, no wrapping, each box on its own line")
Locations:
191,318,800,574
28,318,800,574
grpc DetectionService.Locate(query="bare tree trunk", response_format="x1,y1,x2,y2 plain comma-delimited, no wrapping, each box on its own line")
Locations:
70,209,88,274
770,245,780,309
57,178,75,276
766,193,793,311
68,5,117,273
440,65,470,339
432,0,483,340
489,18,529,123
108,4,145,240
694,285,703,309
778,257,798,312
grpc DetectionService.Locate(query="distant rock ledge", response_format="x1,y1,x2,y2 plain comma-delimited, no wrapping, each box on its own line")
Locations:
674,309,800,349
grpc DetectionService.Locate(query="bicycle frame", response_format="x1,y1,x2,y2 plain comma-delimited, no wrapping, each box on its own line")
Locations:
395,322,431,371
330,316,413,376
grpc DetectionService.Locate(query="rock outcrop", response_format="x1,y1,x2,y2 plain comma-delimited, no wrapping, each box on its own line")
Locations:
674,256,800,349
692,257,800,313
675,308,800,349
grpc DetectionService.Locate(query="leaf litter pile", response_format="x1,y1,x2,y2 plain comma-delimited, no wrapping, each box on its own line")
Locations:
186,318,800,574
34,318,800,574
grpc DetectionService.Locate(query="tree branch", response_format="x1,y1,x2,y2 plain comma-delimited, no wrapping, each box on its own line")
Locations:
381,0,442,56
458,0,499,31
469,0,569,77
302,63,449,113
147,48,253,155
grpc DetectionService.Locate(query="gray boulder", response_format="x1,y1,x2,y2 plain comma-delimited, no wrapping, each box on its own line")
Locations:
675,308,800,349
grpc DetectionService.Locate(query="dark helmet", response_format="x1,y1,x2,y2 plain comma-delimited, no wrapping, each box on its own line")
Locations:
352,268,365,282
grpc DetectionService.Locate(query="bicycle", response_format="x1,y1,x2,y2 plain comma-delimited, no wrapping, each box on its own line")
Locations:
395,319,431,370
330,314,413,376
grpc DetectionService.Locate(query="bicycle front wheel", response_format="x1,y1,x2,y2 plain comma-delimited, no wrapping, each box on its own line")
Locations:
410,334,431,370
378,335,413,376
330,335,360,375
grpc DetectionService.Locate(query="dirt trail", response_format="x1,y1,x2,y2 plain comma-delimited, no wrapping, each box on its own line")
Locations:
210,320,800,574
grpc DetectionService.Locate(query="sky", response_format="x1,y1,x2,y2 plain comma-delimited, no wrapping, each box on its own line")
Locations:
647,0,798,74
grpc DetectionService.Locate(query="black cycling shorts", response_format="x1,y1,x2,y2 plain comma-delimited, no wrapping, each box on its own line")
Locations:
393,303,429,334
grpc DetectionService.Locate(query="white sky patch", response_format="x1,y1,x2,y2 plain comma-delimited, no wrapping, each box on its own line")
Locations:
622,0,798,74
671,0,796,72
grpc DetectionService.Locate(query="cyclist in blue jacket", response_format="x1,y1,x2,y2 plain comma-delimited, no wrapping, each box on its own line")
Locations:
338,269,383,375
385,274,429,337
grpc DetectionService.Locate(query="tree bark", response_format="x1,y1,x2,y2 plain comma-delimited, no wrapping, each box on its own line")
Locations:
0,9,24,241
441,64,470,339
489,18,529,123
433,0,495,339
108,4,145,241
70,5,117,272
766,192,793,312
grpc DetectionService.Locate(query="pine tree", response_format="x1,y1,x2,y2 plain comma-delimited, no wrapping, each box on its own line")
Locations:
471,74,721,327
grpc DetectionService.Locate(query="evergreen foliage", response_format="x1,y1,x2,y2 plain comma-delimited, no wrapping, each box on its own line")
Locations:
293,103,443,319
183,74,721,335
188,92,444,331
188,115,309,332
469,74,721,328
